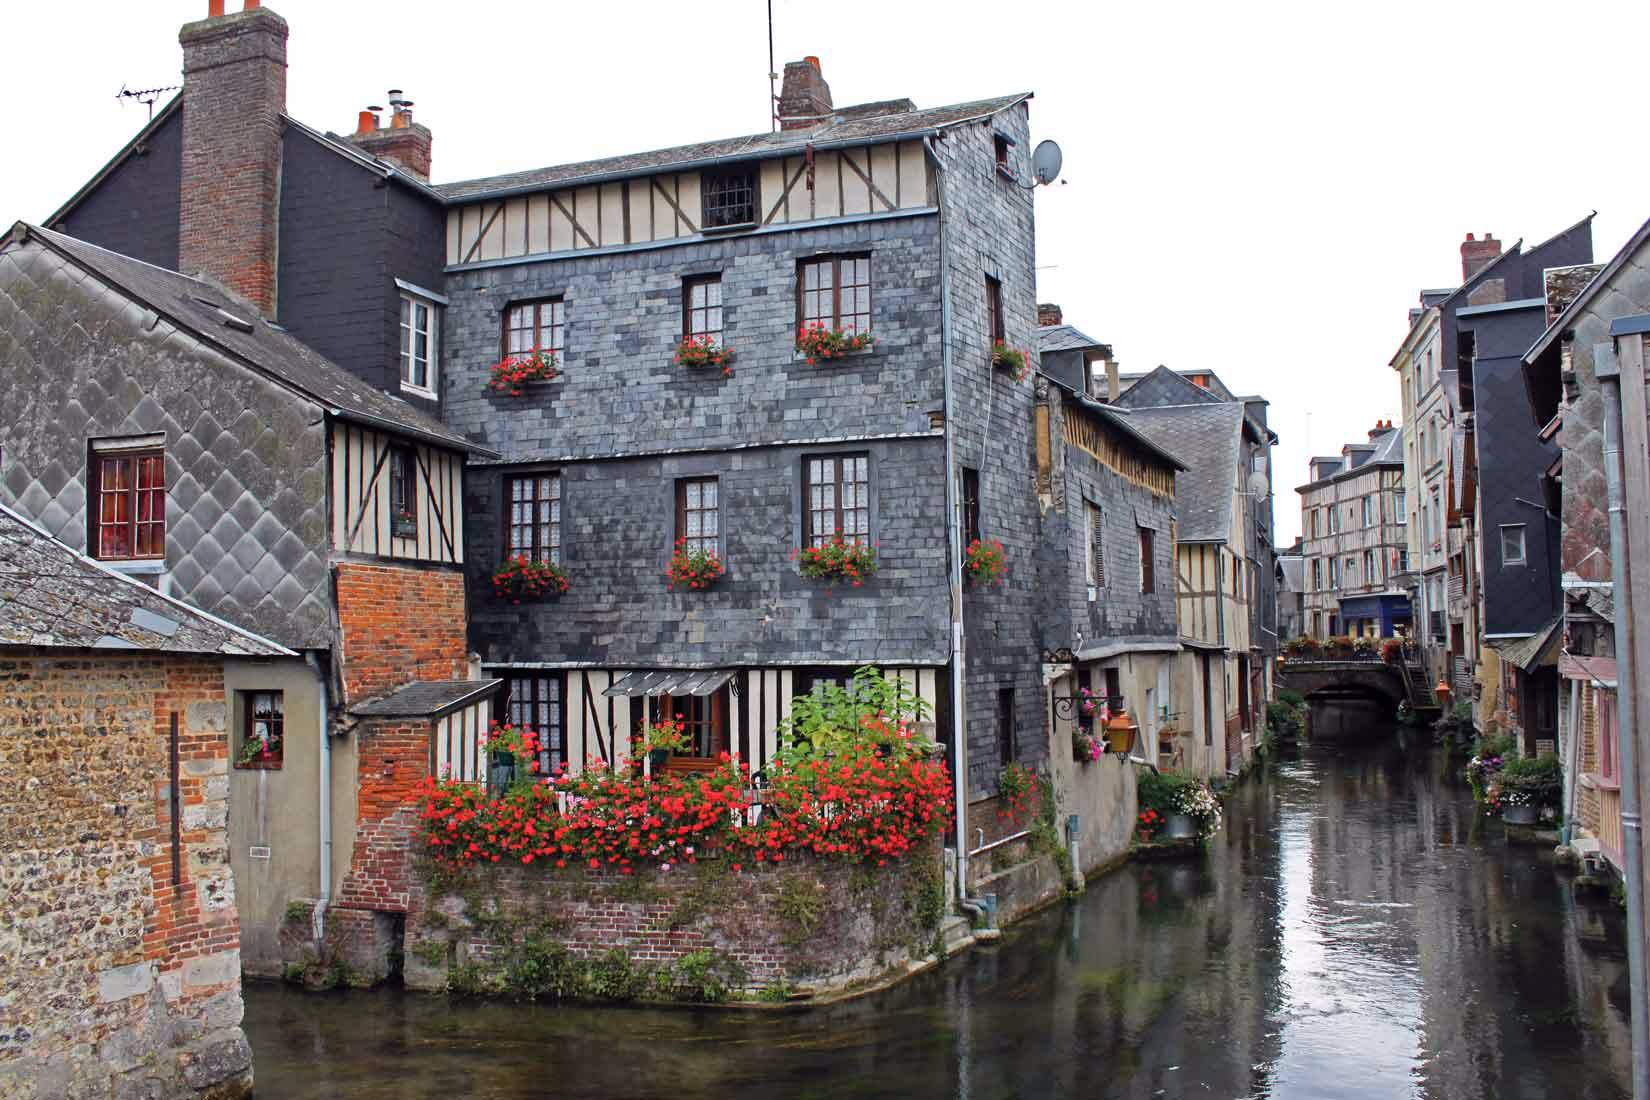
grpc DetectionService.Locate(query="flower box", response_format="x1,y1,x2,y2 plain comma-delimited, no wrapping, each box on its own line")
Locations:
667,541,726,591
991,342,1028,382
796,323,876,364
794,536,878,586
492,554,571,602
391,513,418,539
674,336,735,377
487,348,560,397
964,538,1007,587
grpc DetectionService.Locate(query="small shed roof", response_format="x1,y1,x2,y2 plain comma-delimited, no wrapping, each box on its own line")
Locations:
350,679,503,719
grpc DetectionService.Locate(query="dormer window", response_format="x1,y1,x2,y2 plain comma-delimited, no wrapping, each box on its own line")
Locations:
702,166,758,230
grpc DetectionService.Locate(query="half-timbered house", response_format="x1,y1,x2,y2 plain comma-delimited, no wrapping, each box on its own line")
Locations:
0,221,495,975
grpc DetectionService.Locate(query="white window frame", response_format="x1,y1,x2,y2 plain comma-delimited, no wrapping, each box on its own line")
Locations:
399,290,441,399
1500,524,1526,566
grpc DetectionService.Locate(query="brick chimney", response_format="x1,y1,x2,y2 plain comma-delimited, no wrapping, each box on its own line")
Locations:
777,57,832,131
1037,303,1063,326
1460,232,1502,282
179,1,287,314
351,90,433,181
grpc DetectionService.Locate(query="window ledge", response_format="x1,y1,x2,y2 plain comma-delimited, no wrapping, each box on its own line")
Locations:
792,345,878,365
102,559,166,575
401,382,439,401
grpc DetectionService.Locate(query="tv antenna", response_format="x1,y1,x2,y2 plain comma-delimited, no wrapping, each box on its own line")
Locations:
117,83,181,121
766,0,778,132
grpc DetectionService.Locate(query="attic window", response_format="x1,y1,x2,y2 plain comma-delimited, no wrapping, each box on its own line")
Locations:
702,166,758,230
994,135,1012,172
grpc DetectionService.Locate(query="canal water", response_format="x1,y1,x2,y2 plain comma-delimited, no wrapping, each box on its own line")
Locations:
243,739,1636,1099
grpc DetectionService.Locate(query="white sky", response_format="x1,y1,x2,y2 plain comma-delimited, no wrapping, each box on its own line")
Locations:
4,0,1648,545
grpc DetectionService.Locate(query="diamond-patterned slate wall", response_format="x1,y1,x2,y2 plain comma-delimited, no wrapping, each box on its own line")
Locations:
0,240,332,648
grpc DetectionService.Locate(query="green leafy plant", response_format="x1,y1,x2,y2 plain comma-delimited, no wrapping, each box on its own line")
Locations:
1497,753,1563,813
1137,770,1222,840
991,342,1028,381
774,665,934,765
635,716,693,757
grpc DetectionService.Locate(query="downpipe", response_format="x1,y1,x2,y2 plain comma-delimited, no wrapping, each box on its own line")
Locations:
305,651,332,944
1599,346,1650,1100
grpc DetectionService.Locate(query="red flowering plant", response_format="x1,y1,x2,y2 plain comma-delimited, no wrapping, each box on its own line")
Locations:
674,335,735,377
491,554,571,602
991,342,1028,381
796,321,876,364
996,762,1037,823
486,347,559,396
666,539,726,591
794,535,878,586
1135,807,1163,843
964,538,1007,586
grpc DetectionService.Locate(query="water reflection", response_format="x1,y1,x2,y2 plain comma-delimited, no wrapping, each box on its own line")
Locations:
244,741,1633,1099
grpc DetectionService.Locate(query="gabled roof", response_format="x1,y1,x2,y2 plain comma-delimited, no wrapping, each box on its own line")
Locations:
1526,210,1650,365
436,93,1031,202
1297,430,1403,491
0,502,290,657
1037,373,1187,472
1119,403,1245,542
1115,365,1275,445
9,224,492,457
1036,323,1109,355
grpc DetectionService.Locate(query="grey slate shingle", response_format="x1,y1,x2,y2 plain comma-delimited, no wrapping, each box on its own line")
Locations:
1119,403,1245,542
349,679,503,719
0,503,290,656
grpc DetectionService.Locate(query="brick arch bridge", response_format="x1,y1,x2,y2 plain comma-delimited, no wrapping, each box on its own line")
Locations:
1277,660,1411,708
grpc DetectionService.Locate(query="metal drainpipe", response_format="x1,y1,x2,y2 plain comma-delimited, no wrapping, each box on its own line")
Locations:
305,651,332,942
1598,343,1650,1100
924,135,974,911
1562,675,1582,846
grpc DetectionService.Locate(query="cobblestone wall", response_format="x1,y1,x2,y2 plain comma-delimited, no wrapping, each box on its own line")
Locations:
0,652,251,1099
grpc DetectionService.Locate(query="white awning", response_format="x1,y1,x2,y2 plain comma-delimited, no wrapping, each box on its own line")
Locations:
602,669,734,698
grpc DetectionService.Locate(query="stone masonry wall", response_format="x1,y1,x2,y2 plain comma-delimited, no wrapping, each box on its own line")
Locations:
404,847,944,1001
0,652,251,1099
334,562,468,706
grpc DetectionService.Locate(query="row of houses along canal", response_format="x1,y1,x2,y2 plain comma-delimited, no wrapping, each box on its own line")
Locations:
242,734,1635,1100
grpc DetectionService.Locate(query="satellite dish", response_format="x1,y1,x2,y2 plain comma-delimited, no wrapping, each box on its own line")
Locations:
1248,470,1271,499
1031,140,1063,186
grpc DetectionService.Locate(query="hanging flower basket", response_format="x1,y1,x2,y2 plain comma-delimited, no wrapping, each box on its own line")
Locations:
666,541,726,591
491,554,570,602
486,348,559,396
391,509,418,539
991,342,1028,382
796,322,876,364
674,336,735,377
964,538,1007,586
794,536,878,586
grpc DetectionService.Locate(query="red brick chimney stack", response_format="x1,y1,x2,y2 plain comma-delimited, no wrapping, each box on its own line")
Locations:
777,57,832,131
350,89,434,181
1037,303,1063,326
179,1,288,314
1460,232,1502,282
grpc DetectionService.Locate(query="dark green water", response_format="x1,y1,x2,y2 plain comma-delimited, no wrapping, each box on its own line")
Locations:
243,741,1635,1099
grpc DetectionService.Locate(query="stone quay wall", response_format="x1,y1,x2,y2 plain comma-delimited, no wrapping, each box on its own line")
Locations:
0,652,251,1099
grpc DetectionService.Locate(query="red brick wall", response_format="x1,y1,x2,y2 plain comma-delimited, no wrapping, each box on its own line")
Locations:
179,7,288,314
334,562,467,706
335,719,430,916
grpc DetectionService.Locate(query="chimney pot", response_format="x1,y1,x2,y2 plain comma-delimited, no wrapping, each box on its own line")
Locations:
356,109,379,135
243,0,260,8
1037,303,1063,327
208,0,224,13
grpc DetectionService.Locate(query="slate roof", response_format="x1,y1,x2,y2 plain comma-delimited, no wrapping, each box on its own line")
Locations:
1278,554,1305,593
1298,430,1403,490
0,502,290,656
1492,616,1562,672
1037,375,1187,472
1036,323,1109,355
350,679,502,719
1119,403,1245,542
436,93,1031,201
14,224,490,456
1526,210,1650,365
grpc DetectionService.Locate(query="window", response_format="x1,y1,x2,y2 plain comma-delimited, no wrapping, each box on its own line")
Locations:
1362,496,1374,526
1397,549,1409,573
961,467,981,547
675,477,719,556
794,667,850,699
1395,490,1406,521
1139,526,1156,593
1104,668,1123,713
1500,524,1526,566
798,254,871,335
505,298,566,357
985,275,1005,346
1330,558,1341,587
399,292,439,395
993,134,1011,170
1599,692,1619,784
1364,549,1377,586
91,444,166,560
1311,508,1322,538
1345,556,1358,586
997,687,1015,767
803,453,869,547
506,473,562,564
1311,559,1322,590
654,688,728,758
683,276,723,344
389,444,416,538
506,674,564,775
237,690,284,769
1329,506,1340,534
1085,501,1106,588
702,167,757,229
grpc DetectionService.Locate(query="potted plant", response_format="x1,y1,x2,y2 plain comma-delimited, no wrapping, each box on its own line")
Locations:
1494,753,1562,825
491,554,571,602
991,341,1028,382
666,540,726,591
1073,724,1102,764
636,717,693,771
964,538,1007,586
796,322,876,363
794,536,879,586
486,347,559,396
674,335,735,378
1380,637,1405,664
236,731,281,769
